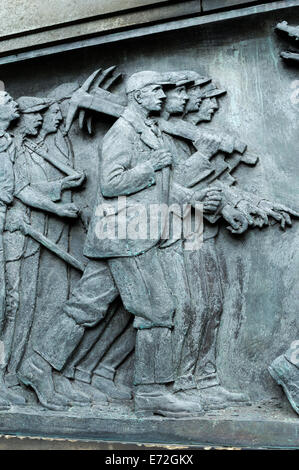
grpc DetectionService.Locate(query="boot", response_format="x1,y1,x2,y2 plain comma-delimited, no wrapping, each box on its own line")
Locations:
73,380,108,406
5,372,20,388
92,373,132,401
173,387,204,405
269,354,299,415
0,368,26,405
18,354,71,411
134,386,205,418
53,372,91,406
0,394,10,410
200,385,250,411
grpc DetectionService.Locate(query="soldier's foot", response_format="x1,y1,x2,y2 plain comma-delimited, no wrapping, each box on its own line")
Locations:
53,373,91,406
0,385,26,405
135,390,205,418
269,355,299,415
173,388,204,405
74,380,108,406
200,385,250,411
18,355,71,411
4,372,20,388
0,369,26,405
92,374,132,401
0,395,10,410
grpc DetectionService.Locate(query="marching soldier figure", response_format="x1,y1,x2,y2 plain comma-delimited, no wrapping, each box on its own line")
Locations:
18,71,215,416
2,96,81,409
0,90,21,409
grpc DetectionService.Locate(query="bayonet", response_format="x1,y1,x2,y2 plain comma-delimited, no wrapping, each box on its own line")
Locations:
23,223,86,272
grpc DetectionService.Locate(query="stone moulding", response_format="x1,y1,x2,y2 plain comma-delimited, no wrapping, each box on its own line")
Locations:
0,0,298,65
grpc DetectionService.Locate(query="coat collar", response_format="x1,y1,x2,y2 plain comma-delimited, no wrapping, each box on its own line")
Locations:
121,106,160,151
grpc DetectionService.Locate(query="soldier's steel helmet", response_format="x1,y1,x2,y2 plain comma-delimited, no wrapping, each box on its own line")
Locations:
200,82,227,99
160,71,195,88
182,71,212,87
17,96,53,113
126,71,172,94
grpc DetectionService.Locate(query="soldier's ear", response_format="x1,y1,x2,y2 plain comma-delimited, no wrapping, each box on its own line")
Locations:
134,90,142,104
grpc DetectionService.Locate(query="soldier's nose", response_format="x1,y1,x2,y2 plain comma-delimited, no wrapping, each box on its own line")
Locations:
211,99,219,109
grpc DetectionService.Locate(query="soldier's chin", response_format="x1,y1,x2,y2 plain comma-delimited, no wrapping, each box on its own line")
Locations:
186,105,198,113
177,104,186,113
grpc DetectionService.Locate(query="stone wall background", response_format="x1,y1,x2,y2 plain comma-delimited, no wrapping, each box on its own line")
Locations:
0,1,276,55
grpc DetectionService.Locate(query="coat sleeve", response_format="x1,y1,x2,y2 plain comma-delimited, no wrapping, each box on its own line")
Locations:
174,151,215,187
13,150,30,196
100,120,156,197
0,152,14,207
167,181,196,218
30,181,63,202
216,180,262,207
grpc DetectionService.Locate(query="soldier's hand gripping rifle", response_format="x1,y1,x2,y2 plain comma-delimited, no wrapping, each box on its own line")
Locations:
8,212,86,273
64,68,259,180
64,68,249,152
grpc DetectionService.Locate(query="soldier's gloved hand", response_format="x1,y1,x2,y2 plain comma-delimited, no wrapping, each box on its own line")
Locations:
56,203,79,218
5,212,30,234
193,187,222,214
258,200,299,230
79,205,92,231
222,204,249,234
194,133,221,158
195,155,213,172
151,149,172,171
61,172,85,190
237,200,269,228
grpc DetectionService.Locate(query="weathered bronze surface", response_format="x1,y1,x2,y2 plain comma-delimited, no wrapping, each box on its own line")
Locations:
0,3,298,449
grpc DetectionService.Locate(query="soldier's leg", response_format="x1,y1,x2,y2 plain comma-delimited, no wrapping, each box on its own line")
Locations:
192,240,248,408
108,251,175,381
0,259,26,405
8,251,67,407
192,239,223,389
26,234,70,360
159,242,197,392
2,260,21,367
7,250,40,381
108,249,204,417
133,324,203,417
33,259,118,370
62,298,120,380
91,321,136,400
18,259,119,410
75,303,132,381
0,210,10,410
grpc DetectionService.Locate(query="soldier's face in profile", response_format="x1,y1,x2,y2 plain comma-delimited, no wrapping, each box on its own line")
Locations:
164,86,189,115
137,84,166,112
24,112,43,136
42,103,63,134
185,85,202,113
197,97,219,121
0,92,20,122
